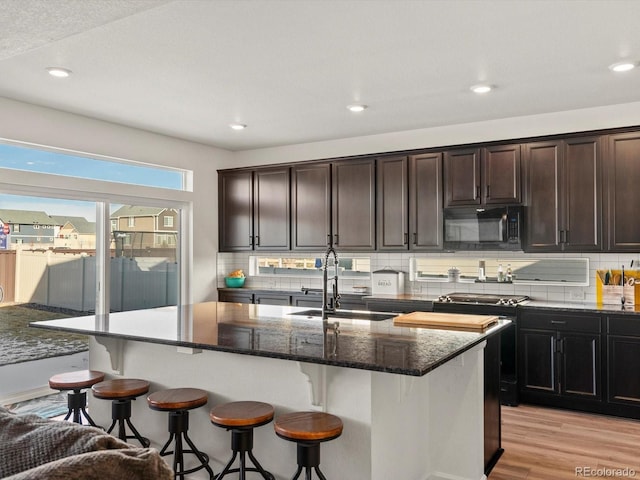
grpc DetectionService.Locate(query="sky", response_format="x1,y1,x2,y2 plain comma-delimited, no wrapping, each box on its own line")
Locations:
0,143,183,190
0,142,184,219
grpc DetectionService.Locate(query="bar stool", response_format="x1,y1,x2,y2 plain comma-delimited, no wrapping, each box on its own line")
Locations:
147,388,214,480
48,370,105,426
209,401,275,480
274,411,343,480
92,378,150,447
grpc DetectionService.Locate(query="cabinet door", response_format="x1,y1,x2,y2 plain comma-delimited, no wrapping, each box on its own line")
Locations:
377,156,408,250
562,137,602,251
254,167,290,251
524,141,561,251
291,163,331,250
409,153,443,250
607,132,640,251
607,335,640,406
559,332,601,400
481,144,521,204
218,290,254,304
218,170,253,252
444,148,481,206
292,294,323,308
254,293,291,306
519,328,558,394
332,159,376,250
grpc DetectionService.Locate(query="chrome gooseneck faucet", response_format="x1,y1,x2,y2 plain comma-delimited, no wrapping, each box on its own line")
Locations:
322,245,341,320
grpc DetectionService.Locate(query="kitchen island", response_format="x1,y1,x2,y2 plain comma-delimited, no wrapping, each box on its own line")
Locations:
32,302,509,480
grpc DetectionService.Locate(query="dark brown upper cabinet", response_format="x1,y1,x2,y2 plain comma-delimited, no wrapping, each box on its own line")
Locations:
481,144,522,205
376,153,443,251
291,163,332,250
291,159,375,251
606,132,640,251
332,158,376,250
409,153,443,250
444,148,481,206
444,146,521,207
524,137,602,252
219,170,253,251
377,156,409,250
253,167,291,250
218,167,290,252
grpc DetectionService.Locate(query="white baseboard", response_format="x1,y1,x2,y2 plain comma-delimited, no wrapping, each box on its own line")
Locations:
1,385,57,406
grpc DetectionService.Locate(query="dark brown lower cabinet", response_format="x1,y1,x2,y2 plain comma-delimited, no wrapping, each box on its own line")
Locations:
484,331,503,475
218,290,254,304
254,293,291,305
518,310,602,410
606,316,640,416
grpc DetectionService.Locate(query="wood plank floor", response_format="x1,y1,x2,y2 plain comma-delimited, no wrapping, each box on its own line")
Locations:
490,404,640,479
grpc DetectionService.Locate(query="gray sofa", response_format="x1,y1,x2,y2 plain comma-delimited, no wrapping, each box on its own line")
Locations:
0,406,173,480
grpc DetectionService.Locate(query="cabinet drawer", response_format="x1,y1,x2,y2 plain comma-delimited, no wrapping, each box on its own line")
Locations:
607,315,640,336
518,311,601,333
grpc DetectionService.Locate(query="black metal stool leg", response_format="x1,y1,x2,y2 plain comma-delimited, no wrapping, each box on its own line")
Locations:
314,467,328,480
107,399,149,447
158,410,214,480
215,428,274,480
215,451,238,479
290,443,327,480
66,389,100,426
182,431,215,478
290,465,303,480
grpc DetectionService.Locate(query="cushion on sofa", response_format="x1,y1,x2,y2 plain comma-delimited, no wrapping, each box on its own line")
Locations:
0,406,173,480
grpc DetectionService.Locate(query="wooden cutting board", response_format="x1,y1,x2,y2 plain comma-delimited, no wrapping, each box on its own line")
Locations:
393,311,499,330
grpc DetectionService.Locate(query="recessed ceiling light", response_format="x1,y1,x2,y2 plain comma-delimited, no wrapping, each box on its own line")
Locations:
470,84,493,94
229,123,247,130
609,61,637,73
46,67,72,78
347,104,367,113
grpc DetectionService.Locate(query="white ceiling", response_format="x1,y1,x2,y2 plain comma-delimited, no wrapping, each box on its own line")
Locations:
1,0,639,152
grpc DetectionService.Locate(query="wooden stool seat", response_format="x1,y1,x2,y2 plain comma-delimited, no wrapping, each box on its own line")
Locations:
274,411,343,442
147,388,208,411
92,379,150,399
210,400,274,428
49,370,105,390
91,378,150,447
210,401,275,480
48,370,105,426
275,411,343,480
147,388,214,480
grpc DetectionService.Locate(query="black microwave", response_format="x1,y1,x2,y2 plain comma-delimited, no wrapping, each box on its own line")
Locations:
443,205,524,251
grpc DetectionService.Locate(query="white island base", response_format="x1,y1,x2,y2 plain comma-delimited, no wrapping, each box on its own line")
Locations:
88,337,487,480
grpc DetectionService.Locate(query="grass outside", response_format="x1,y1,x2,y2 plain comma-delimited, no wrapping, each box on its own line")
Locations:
0,303,88,366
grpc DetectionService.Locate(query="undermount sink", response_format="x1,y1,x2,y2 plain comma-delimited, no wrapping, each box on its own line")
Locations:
290,309,394,322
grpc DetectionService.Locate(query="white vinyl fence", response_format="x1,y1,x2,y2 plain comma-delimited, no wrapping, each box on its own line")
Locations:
15,250,177,312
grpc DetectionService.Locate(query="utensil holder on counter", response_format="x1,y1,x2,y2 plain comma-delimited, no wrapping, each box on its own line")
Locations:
596,269,638,306
600,285,636,306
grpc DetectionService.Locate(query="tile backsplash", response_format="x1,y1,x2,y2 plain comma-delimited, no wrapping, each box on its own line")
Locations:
217,251,640,303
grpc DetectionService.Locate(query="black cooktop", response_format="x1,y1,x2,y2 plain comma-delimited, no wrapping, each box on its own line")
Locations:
436,292,529,306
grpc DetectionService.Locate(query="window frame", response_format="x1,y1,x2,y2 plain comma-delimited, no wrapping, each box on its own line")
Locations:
1,163,193,313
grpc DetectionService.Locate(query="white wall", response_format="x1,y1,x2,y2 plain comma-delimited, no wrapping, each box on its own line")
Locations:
0,96,233,303
3,96,640,302
233,101,640,168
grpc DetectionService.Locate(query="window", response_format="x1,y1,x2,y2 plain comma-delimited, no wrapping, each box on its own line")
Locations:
1,141,192,317
164,216,173,227
112,204,179,312
0,142,187,191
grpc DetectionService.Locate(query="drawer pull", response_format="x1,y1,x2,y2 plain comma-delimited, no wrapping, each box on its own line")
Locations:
551,320,567,325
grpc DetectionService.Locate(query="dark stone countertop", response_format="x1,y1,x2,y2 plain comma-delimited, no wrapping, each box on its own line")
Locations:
30,302,509,377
